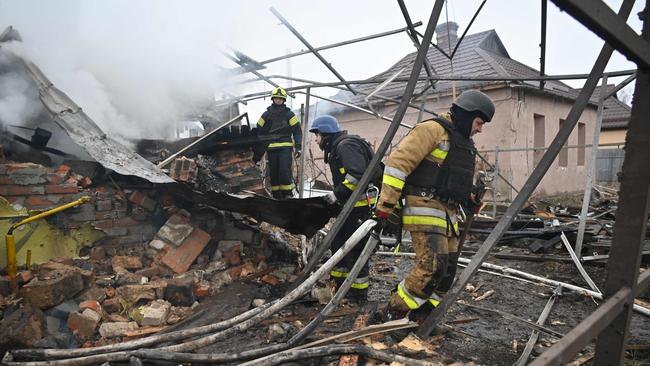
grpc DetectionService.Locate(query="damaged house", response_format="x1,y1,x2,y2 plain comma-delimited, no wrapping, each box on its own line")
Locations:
308,21,602,201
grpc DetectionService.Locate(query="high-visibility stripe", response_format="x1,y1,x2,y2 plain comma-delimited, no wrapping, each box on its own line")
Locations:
382,175,405,190
384,166,408,180
339,167,345,174
402,207,447,220
268,142,294,148
402,216,458,231
257,118,266,127
330,271,348,278
396,281,427,310
344,181,356,191
431,148,448,160
271,184,295,191
289,115,299,126
344,174,359,185
351,281,369,289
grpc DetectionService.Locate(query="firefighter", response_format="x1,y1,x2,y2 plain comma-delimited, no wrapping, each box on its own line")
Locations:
309,115,381,301
253,87,302,199
375,90,495,323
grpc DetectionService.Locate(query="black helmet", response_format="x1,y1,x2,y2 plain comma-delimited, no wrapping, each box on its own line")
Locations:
452,90,495,122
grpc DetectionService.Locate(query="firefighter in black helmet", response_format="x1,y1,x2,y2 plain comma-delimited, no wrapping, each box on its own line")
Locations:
375,89,495,325
253,87,302,199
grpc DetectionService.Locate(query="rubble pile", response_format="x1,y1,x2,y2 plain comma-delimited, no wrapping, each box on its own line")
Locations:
0,159,304,356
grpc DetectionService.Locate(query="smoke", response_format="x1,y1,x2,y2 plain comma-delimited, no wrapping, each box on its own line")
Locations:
0,0,268,141
0,59,41,128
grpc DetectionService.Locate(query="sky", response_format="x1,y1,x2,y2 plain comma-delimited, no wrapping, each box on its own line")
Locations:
0,0,643,141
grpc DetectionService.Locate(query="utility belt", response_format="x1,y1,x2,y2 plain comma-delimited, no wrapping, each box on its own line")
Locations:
403,184,461,207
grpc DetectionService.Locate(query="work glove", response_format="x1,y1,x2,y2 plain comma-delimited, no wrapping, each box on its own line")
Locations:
374,209,401,236
294,149,302,159
323,192,338,205
466,195,484,214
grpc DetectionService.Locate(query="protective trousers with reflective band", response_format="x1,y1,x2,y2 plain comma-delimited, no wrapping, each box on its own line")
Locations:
329,207,371,290
267,148,295,198
389,231,459,313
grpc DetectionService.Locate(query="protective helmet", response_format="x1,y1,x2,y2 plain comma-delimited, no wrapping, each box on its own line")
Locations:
271,87,288,100
309,115,341,134
452,90,495,122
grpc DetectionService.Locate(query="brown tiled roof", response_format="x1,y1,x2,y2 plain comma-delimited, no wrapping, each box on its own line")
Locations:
577,85,631,130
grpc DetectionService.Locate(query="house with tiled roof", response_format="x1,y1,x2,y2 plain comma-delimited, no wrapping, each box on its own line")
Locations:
306,22,599,201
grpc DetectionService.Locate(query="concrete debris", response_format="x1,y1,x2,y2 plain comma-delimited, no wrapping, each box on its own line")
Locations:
139,300,171,326
98,321,139,338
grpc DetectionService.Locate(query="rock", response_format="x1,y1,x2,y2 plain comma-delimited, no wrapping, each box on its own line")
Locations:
111,256,143,272
98,321,138,338
140,300,171,326
267,323,290,342
311,286,334,305
67,309,101,339
0,304,45,349
252,299,266,307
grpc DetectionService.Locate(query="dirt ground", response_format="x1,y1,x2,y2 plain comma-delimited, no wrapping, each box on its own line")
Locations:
180,234,649,366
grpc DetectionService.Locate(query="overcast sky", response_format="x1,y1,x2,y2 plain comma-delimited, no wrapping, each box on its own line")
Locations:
0,0,643,140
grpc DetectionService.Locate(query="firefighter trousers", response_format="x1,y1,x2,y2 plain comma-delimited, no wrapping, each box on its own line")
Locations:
267,148,295,199
389,231,459,314
330,207,371,292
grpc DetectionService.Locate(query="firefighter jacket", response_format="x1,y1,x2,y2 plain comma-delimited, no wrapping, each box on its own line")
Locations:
256,103,302,151
377,113,475,236
327,132,380,208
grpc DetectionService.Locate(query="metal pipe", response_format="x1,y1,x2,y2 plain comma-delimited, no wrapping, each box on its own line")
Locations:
291,0,445,293
575,76,607,258
270,7,356,95
5,196,90,277
560,232,600,293
514,286,561,366
397,0,438,92
256,22,423,66
157,113,247,168
540,0,548,90
450,0,487,60
417,0,635,338
299,89,311,198
603,72,636,99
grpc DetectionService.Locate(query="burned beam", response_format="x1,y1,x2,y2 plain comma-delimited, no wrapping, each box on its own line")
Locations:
594,5,650,361
551,0,650,68
270,7,356,95
417,0,636,339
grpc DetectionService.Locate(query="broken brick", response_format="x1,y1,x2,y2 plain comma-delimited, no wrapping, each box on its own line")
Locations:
194,281,210,298
140,300,171,326
102,297,121,313
22,267,84,309
78,177,93,188
169,157,197,182
99,321,138,338
240,261,256,278
0,185,45,196
79,300,104,315
68,309,101,339
223,246,242,266
161,228,211,274
111,256,143,272
95,199,112,212
261,274,280,286
228,265,243,280
156,214,194,247
128,191,157,211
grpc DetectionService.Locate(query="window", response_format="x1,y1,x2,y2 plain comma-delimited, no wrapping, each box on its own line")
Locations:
559,119,568,167
534,114,545,166
578,122,586,166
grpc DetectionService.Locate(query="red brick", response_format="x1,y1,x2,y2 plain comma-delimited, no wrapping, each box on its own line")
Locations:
93,220,114,229
112,217,141,227
111,256,143,271
44,184,78,194
68,309,101,339
79,177,93,188
223,247,242,266
66,176,79,185
261,274,279,286
228,265,243,279
56,164,71,176
24,196,58,210
95,209,126,220
79,300,103,314
194,282,210,298
128,191,145,205
0,176,17,185
1,185,45,196
160,228,211,274
240,261,256,278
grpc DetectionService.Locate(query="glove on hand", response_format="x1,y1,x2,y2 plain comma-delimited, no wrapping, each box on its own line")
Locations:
324,192,338,205
374,210,400,236
467,196,484,215
294,149,302,159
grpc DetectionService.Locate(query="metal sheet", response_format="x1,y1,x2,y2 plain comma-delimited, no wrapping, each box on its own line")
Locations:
19,57,174,183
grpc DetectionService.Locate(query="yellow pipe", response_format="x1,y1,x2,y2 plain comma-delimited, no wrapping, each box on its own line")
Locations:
5,196,90,277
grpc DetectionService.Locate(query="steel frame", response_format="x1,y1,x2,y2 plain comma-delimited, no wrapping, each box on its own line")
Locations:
417,0,636,339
